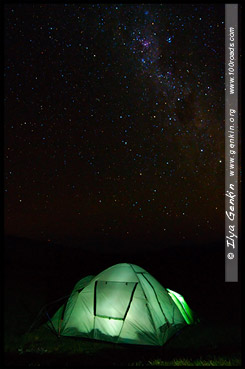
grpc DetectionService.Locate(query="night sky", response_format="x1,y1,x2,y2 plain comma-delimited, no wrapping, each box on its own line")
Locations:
4,4,226,247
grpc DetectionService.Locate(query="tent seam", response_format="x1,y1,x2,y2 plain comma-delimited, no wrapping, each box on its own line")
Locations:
142,273,170,326
128,264,159,344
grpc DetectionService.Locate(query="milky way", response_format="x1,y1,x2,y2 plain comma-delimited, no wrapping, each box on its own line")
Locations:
4,4,227,246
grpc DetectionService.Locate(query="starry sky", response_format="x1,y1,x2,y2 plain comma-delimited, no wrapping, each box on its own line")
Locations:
4,4,226,248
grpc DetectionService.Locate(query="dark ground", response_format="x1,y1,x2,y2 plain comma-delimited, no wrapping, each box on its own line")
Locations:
3,236,242,367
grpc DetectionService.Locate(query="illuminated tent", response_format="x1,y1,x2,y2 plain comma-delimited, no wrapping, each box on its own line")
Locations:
48,263,195,346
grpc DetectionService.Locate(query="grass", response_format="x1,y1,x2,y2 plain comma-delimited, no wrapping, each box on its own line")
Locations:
144,357,241,366
5,327,242,367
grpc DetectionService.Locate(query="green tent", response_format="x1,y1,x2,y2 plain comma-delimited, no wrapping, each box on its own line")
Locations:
48,263,195,346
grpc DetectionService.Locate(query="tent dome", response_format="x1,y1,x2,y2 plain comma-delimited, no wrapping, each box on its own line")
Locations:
48,263,195,346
